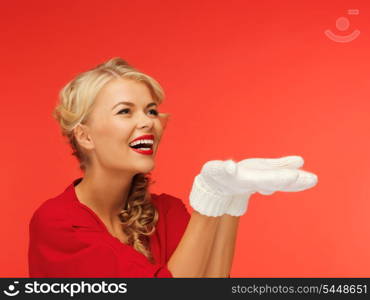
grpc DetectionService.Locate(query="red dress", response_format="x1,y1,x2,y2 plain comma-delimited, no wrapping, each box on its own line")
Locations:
28,178,191,278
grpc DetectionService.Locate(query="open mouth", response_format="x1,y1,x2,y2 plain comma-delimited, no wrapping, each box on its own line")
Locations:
128,139,154,151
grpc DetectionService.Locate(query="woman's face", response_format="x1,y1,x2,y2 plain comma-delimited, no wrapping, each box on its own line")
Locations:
80,77,166,175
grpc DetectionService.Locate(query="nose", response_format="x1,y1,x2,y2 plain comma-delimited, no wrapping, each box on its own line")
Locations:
136,111,155,129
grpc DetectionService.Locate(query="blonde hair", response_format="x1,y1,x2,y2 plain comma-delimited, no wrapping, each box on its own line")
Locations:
52,57,168,263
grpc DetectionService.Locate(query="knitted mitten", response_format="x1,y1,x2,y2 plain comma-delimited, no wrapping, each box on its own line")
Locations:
189,156,318,217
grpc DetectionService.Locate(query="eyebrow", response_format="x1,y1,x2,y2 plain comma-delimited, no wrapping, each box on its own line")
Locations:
112,101,157,110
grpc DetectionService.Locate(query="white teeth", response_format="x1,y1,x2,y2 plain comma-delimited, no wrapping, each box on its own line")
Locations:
137,148,151,151
129,139,154,147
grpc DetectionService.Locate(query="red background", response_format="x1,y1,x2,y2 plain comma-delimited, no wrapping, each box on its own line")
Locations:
1,0,369,277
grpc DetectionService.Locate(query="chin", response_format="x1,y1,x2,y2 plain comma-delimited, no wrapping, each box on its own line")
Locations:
135,160,155,173
144,163,155,173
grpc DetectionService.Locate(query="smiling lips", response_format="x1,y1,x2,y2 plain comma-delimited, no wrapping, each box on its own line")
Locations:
129,134,154,144
128,134,155,155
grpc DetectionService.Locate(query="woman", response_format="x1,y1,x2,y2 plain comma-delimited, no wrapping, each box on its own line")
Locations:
28,57,318,278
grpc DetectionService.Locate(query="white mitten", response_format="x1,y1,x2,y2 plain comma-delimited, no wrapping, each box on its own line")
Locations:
189,156,318,217
225,156,318,216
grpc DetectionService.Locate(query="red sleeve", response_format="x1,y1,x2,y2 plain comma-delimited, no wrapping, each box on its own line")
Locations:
28,206,173,278
160,193,191,262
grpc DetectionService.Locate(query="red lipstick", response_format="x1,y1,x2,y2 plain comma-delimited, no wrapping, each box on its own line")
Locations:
130,134,154,143
130,148,153,155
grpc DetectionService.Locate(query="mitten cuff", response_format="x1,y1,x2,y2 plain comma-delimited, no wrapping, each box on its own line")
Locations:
225,193,254,217
189,174,233,217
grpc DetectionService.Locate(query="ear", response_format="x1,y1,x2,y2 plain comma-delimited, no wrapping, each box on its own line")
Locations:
73,124,95,151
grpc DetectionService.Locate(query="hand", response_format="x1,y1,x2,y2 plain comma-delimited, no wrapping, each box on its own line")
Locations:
225,156,318,216
189,156,318,217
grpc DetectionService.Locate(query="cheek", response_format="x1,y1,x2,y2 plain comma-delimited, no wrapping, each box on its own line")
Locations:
93,121,132,151
155,122,164,143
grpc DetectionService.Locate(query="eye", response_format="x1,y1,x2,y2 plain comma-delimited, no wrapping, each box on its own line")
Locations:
149,109,159,116
118,108,130,114
117,108,159,116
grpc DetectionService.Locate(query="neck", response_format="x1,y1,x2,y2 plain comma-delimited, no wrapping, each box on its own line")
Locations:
75,165,136,229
